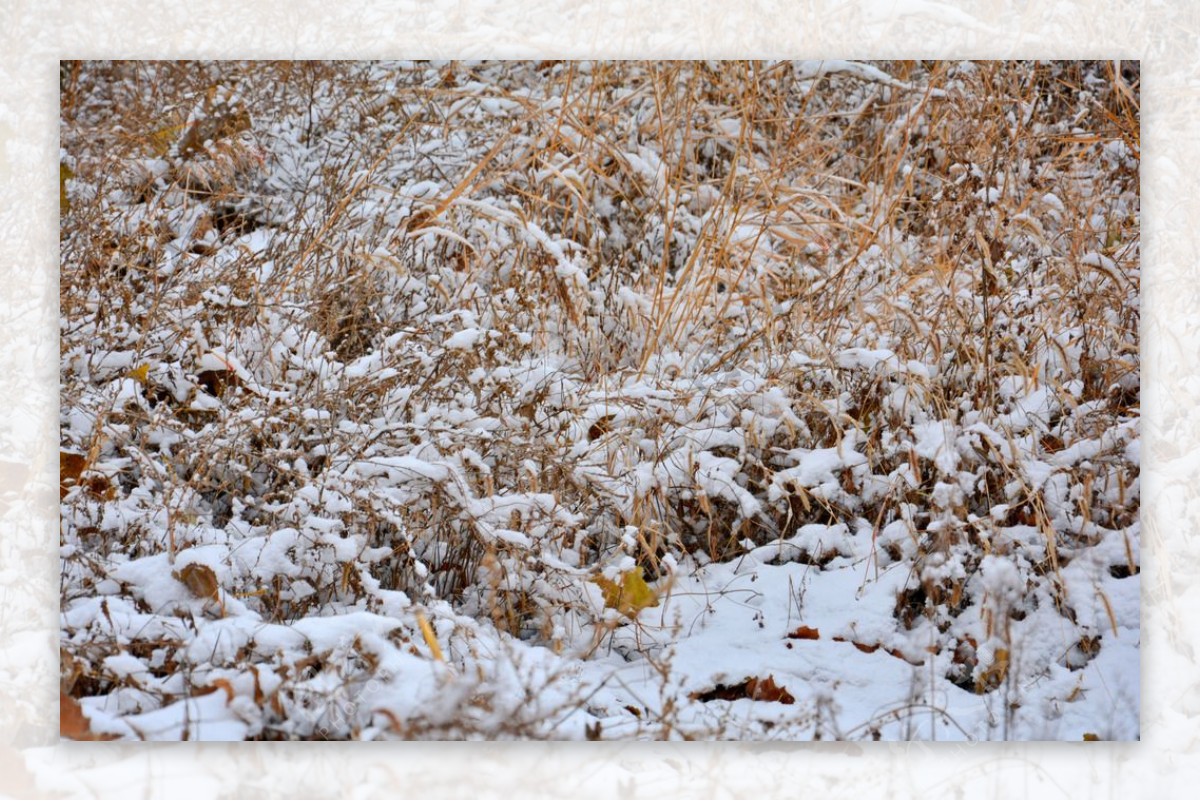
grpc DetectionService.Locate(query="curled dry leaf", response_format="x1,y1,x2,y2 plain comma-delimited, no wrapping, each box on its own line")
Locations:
175,563,221,601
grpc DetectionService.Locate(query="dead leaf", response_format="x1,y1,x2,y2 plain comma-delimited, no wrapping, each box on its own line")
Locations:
126,363,150,385
840,467,857,494
888,647,926,666
61,692,118,741
745,675,795,704
60,162,74,214
1040,434,1064,454
61,648,83,695
60,692,90,739
196,368,238,398
175,563,220,601
831,636,880,654
690,674,795,705
587,414,616,441
975,647,1010,693
787,626,820,640
148,122,188,156
211,678,236,702
592,566,659,618
60,450,87,499
406,209,436,231
82,473,116,501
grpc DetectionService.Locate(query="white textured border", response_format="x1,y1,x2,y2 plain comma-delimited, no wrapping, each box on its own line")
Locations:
3,2,1190,797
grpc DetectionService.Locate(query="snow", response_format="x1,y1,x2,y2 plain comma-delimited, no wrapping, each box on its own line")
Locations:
445,328,483,350
121,690,252,742
771,443,868,498
912,420,959,475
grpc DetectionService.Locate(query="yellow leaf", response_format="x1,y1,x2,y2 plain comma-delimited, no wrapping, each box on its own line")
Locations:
149,123,188,156
60,162,73,214
592,575,620,608
127,363,150,384
975,647,1010,693
592,566,659,618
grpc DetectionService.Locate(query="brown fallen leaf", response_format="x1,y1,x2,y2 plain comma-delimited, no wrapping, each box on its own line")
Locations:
888,647,926,666
61,692,118,741
196,368,239,398
60,450,87,499
192,678,237,703
587,414,616,441
787,626,820,640
745,675,796,704
690,674,795,705
835,633,883,652
175,563,221,601
406,208,437,231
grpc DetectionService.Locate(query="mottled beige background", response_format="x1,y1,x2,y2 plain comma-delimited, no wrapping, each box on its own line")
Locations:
2,1,1189,797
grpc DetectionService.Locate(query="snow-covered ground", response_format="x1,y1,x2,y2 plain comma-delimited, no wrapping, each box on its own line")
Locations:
59,60,1139,741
